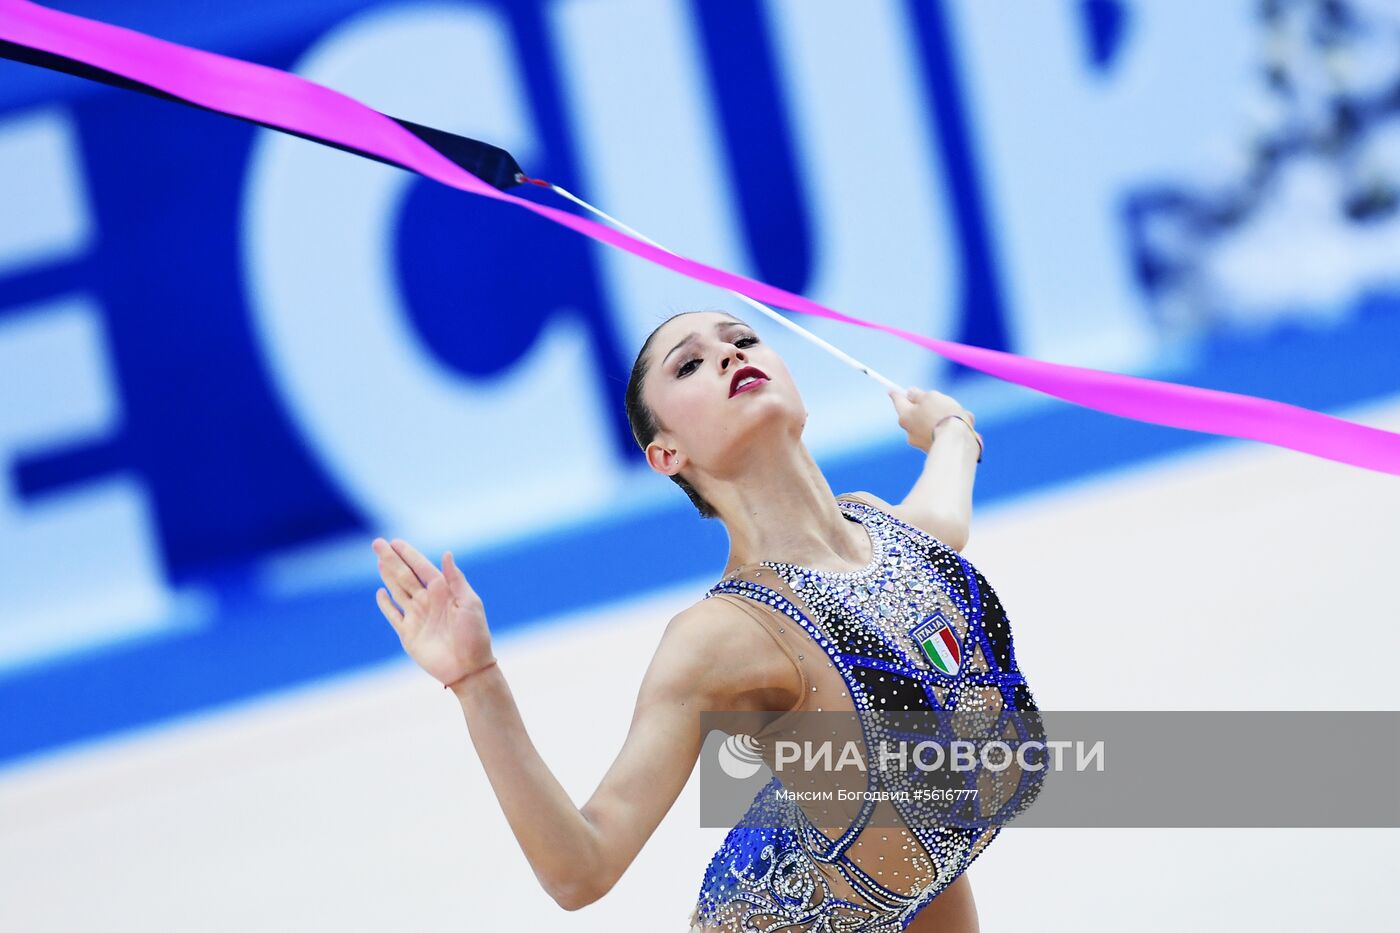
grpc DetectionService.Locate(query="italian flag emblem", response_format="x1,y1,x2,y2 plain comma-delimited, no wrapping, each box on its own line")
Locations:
911,611,961,675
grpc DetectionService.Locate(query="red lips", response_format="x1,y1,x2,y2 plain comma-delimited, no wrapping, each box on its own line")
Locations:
729,366,769,397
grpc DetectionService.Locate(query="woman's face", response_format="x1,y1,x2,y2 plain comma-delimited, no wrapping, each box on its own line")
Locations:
641,311,805,482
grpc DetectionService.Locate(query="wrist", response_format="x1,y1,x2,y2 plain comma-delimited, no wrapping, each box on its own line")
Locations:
931,414,983,463
444,656,499,694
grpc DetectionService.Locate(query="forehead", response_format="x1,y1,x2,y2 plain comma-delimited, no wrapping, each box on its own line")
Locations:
650,311,745,352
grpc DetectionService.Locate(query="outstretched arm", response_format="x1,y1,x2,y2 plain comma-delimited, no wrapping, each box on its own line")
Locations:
884,386,982,552
372,538,799,910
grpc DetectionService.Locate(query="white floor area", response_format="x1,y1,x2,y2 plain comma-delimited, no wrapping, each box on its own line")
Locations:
2,395,1398,931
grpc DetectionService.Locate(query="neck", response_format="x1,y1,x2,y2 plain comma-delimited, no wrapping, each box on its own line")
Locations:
705,437,868,576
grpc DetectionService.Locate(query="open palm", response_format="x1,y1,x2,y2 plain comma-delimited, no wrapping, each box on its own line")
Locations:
372,537,494,687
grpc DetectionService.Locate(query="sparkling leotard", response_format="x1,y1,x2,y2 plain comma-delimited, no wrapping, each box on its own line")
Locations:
689,493,1044,931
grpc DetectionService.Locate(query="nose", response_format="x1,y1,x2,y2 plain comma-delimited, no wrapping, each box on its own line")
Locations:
719,345,747,372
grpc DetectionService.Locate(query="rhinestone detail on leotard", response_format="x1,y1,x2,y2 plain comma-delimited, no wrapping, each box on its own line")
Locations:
690,498,1043,931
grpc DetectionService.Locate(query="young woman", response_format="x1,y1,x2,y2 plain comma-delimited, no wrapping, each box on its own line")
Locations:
371,309,1042,931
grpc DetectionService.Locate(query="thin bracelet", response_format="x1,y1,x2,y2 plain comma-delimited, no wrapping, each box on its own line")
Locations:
443,657,498,690
933,414,983,463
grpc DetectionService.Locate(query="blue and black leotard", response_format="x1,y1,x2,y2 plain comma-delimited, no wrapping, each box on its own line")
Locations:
689,492,1045,931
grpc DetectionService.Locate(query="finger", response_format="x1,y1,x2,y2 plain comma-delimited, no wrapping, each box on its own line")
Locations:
373,539,421,605
391,538,440,587
380,537,428,596
905,385,921,401
376,586,405,635
395,560,427,599
378,556,415,607
443,551,477,603
373,536,414,586
889,390,913,420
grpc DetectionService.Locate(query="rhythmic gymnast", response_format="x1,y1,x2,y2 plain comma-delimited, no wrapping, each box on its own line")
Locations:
372,309,1043,931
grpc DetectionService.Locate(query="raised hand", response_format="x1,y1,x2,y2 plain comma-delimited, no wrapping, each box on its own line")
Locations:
372,537,495,688
888,386,976,453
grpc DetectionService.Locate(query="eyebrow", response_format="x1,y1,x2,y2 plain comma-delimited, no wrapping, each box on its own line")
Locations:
661,319,747,366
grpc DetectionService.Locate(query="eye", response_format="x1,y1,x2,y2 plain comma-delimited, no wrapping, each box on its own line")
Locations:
675,333,757,378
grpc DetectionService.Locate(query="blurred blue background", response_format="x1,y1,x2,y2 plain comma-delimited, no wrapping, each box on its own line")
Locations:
2,0,1399,768
4,3,1400,930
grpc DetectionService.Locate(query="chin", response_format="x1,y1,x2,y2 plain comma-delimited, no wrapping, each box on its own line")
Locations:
727,395,803,441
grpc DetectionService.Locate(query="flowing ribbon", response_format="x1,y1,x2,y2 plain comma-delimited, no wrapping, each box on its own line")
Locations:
3,0,1399,475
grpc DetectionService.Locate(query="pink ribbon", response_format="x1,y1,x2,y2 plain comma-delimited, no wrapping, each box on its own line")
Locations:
5,0,1399,475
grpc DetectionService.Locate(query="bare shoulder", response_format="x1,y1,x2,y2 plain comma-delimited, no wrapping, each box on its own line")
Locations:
641,595,802,713
657,596,753,664
841,489,909,521
843,489,967,551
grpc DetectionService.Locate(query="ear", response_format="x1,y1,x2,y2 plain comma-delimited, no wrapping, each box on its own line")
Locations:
645,440,684,476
